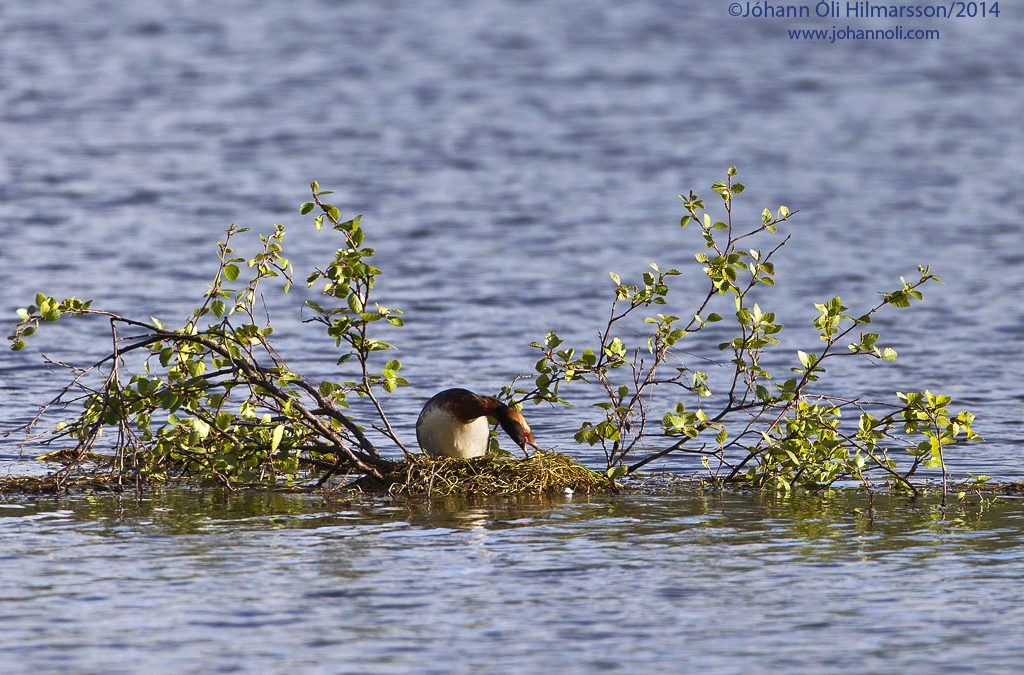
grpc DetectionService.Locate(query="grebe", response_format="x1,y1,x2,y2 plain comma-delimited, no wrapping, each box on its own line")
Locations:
415,388,536,459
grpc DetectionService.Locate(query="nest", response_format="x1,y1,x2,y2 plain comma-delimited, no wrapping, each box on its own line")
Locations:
371,450,610,497
0,451,612,497
0,474,123,495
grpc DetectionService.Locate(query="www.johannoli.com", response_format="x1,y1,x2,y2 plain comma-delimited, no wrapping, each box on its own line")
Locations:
787,25,941,41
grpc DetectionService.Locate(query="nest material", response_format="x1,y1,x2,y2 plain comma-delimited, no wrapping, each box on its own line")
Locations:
0,474,123,495
375,450,610,497
0,452,610,497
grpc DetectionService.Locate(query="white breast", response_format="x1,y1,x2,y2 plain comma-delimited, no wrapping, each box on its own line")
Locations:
416,404,489,459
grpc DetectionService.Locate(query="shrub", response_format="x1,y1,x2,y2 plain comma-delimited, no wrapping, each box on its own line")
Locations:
505,167,980,495
8,182,409,490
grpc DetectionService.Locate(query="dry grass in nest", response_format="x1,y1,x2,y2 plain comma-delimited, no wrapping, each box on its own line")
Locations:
372,450,611,497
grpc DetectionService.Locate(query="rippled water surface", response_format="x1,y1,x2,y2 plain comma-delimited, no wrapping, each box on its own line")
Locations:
1,0,1022,670
3,489,1024,673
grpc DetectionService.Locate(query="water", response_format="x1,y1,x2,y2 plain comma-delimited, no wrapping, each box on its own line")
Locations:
2,488,1023,673
1,0,1022,670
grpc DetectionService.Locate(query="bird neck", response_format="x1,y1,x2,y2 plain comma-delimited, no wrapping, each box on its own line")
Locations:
444,390,503,422
477,395,507,419
471,395,515,427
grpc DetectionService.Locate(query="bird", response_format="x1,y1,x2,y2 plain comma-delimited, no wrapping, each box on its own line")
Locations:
415,388,536,459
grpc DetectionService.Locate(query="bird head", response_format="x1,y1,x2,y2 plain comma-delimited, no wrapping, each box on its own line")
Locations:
497,405,537,453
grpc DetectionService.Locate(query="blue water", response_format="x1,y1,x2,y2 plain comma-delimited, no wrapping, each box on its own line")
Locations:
1,0,1022,671
3,489,1024,673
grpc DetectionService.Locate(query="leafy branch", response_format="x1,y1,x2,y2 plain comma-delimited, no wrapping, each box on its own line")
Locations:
6,183,409,489
510,167,981,492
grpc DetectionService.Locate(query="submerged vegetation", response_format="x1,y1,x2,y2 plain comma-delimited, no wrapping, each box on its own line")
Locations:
5,169,980,496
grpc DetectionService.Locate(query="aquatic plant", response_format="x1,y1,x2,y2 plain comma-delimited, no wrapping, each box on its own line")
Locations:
6,170,980,495
506,167,981,495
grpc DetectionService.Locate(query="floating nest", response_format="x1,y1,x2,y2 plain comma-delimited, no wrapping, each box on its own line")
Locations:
0,451,610,497
366,450,611,497
0,474,122,495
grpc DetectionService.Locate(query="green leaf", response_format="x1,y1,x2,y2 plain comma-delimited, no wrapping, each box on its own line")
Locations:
224,264,240,282
215,412,234,430
606,465,628,480
271,424,285,452
300,202,315,215
881,347,897,362
193,418,210,439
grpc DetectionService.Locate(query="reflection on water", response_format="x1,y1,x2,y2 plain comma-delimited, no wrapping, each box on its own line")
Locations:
2,488,1024,671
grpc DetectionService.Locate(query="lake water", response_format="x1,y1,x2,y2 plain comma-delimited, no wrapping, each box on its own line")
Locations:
1,0,1022,671
3,488,1024,673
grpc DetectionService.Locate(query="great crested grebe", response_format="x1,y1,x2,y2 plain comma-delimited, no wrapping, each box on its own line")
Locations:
415,388,536,459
